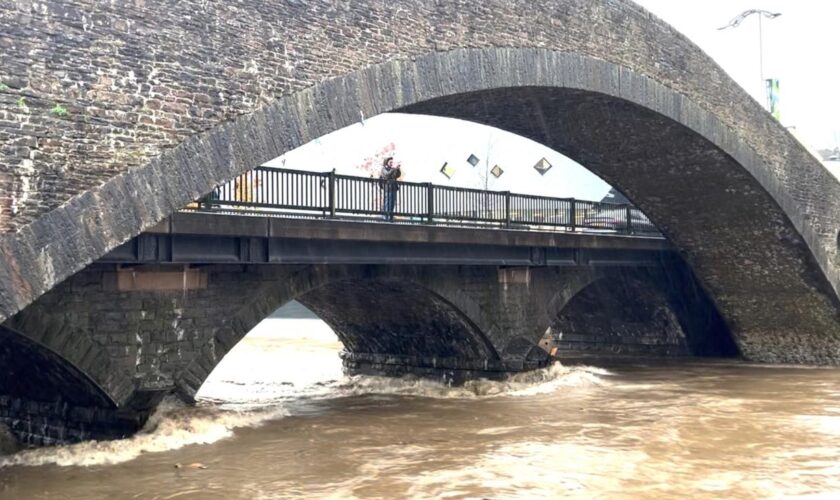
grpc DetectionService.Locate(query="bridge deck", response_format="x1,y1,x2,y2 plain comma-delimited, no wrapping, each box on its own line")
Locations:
100,212,672,267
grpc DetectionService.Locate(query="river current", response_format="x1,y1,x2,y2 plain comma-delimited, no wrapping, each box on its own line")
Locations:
1,305,839,499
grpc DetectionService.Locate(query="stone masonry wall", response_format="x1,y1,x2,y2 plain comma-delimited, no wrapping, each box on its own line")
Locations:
2,263,609,403
0,326,151,446
5,264,298,395
1,0,837,254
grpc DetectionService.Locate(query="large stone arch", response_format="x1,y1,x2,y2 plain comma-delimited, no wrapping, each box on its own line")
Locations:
402,85,839,363
1,1,840,365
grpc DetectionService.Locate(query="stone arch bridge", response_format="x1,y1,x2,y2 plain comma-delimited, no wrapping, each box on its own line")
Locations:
1,0,840,445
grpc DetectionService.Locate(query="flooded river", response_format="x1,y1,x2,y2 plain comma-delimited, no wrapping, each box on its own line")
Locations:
1,305,839,498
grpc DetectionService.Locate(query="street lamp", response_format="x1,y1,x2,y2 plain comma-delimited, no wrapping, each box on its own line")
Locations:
719,9,782,110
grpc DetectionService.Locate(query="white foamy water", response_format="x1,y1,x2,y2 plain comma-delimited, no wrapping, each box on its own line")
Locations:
329,361,609,400
0,400,289,468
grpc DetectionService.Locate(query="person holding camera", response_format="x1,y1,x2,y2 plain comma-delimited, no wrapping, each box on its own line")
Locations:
379,156,401,221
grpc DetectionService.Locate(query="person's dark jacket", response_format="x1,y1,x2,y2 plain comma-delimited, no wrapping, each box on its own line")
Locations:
379,166,401,193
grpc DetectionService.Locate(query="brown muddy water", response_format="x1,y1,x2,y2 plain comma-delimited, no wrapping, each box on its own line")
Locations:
1,312,839,499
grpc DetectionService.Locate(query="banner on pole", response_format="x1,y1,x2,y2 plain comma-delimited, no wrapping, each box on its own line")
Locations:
766,79,781,120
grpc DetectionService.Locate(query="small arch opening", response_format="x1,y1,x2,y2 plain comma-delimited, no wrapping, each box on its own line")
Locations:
549,277,692,358
546,271,739,361
0,326,122,448
195,277,502,403
196,301,342,404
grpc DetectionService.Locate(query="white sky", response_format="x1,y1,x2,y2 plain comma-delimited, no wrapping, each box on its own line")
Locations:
265,114,614,200
265,1,839,201
635,0,840,149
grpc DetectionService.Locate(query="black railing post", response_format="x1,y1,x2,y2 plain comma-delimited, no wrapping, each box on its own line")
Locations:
569,198,576,232
504,191,511,227
328,169,336,218
625,204,633,234
426,182,434,223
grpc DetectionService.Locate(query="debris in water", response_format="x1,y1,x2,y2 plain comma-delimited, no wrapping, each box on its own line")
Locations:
174,462,208,469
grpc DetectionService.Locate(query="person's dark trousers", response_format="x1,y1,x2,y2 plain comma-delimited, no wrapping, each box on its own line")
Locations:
383,190,396,221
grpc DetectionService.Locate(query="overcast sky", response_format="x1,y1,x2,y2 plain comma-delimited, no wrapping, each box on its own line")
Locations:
266,113,616,200
266,1,839,200
636,0,839,149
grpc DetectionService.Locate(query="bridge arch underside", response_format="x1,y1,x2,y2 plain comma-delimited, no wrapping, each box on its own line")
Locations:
0,326,146,447
549,270,739,358
401,86,840,364
295,279,503,381
179,265,558,401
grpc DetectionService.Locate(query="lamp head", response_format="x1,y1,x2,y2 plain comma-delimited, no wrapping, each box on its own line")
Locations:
718,9,782,30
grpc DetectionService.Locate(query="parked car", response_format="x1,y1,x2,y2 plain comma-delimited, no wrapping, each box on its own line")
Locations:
600,187,632,205
579,188,658,234
581,206,656,234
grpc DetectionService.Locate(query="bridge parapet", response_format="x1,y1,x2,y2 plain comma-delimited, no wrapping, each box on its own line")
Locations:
190,167,659,236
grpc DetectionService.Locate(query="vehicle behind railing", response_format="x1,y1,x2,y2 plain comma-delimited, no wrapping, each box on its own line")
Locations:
191,166,660,235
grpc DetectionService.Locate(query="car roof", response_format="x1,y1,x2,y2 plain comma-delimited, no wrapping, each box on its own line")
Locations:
599,188,632,205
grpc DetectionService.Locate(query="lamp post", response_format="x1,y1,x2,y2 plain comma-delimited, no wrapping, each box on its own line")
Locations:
719,9,782,110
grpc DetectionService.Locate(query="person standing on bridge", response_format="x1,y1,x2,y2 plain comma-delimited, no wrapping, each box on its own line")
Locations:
379,156,401,221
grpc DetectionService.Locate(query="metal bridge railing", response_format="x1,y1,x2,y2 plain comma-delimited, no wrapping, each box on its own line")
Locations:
190,167,660,235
